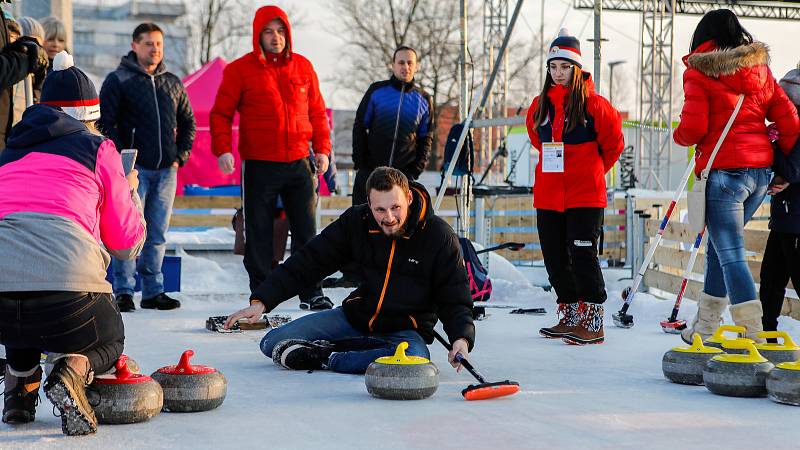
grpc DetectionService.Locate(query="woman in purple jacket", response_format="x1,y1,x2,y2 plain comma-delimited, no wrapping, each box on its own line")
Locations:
0,52,145,436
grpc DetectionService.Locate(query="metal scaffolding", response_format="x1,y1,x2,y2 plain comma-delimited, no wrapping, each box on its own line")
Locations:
480,0,510,186
638,0,675,191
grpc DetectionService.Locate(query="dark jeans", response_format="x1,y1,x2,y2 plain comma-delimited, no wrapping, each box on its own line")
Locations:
536,207,606,303
113,166,177,299
760,230,800,332
260,308,429,374
352,169,370,206
243,159,321,300
0,291,124,374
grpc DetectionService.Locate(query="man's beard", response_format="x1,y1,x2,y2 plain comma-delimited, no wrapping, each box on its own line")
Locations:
381,220,407,238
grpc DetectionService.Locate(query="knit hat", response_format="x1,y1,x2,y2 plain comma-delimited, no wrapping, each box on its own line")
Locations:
779,64,800,107
548,28,582,68
40,51,100,121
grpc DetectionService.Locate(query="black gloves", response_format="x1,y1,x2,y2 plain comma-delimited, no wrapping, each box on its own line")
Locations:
7,36,49,75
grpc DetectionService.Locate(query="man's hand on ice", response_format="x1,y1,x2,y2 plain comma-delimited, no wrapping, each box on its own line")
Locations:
448,338,470,373
224,302,265,329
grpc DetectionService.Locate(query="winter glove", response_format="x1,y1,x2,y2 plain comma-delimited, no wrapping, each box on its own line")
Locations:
403,163,423,180
7,37,49,75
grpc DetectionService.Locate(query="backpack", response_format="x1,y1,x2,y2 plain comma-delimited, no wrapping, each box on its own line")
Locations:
458,237,492,303
442,122,474,177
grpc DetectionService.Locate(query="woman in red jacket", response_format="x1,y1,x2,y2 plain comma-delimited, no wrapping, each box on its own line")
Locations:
526,29,624,345
674,9,799,344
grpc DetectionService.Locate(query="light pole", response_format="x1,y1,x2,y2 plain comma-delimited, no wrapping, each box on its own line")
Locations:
608,60,627,106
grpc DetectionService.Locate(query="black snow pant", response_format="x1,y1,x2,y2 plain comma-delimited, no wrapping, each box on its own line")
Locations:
536,207,607,304
0,291,124,374
243,159,322,300
759,230,800,332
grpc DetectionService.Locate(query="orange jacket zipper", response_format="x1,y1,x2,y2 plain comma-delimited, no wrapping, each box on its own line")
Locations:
368,240,396,331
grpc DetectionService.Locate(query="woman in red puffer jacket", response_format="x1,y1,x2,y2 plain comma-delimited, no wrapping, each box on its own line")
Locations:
673,9,799,345
525,28,624,346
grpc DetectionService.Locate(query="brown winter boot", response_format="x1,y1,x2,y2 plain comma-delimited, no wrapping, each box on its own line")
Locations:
2,365,42,424
43,354,97,436
562,302,604,345
681,292,727,344
539,302,580,338
730,300,766,344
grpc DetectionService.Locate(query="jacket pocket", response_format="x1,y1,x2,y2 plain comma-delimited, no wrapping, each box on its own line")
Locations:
290,77,310,106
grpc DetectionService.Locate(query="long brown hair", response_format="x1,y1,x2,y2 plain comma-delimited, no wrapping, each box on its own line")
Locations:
533,67,589,134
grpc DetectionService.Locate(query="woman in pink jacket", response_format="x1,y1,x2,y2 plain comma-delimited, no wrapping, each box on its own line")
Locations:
0,52,145,436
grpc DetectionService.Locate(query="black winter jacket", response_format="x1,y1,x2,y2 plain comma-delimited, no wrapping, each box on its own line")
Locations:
252,182,475,349
0,22,42,149
352,76,433,179
99,52,196,170
771,139,800,234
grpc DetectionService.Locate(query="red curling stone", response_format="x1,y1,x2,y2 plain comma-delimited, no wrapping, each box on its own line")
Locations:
151,350,227,412
91,355,163,424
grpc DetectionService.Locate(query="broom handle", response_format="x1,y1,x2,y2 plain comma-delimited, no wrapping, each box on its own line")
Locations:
432,330,487,384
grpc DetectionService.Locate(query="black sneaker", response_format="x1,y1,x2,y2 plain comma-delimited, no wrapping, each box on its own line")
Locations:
321,276,359,289
271,339,335,370
140,293,181,310
115,294,135,312
299,296,333,311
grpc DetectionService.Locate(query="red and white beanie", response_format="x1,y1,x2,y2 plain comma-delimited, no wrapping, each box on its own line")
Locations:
40,51,101,121
547,28,582,69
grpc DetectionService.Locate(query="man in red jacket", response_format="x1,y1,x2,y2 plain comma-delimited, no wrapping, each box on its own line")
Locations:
210,5,333,310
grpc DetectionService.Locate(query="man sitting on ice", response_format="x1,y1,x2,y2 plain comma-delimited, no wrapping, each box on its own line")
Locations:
225,166,475,374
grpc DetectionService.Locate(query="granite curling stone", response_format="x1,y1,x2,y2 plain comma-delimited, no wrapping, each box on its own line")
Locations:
662,333,722,385
755,331,800,365
705,325,748,353
767,359,800,406
151,350,227,412
365,342,439,400
91,355,163,424
703,338,774,397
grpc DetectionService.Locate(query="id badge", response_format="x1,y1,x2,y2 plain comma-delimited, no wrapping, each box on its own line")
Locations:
542,142,564,173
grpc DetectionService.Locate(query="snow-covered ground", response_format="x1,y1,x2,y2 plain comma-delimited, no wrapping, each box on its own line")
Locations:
4,250,800,449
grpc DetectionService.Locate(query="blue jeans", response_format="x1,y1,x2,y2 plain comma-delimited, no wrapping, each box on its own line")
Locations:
113,166,177,299
703,168,770,304
260,308,430,374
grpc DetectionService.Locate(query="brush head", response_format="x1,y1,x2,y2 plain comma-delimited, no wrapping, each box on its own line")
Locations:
660,319,687,334
462,380,520,401
612,311,634,328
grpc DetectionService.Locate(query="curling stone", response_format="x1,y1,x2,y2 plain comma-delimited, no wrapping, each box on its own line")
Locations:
705,325,748,353
766,360,800,406
703,338,774,397
365,342,439,400
91,355,163,424
151,350,227,412
662,333,722,385
755,331,800,365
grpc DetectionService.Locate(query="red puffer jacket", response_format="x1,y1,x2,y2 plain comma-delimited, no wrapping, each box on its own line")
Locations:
674,41,799,174
526,72,624,212
210,5,331,162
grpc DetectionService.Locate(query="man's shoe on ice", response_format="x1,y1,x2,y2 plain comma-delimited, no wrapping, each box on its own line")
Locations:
272,339,335,370
299,296,333,311
140,293,181,310
115,294,135,312
43,356,97,436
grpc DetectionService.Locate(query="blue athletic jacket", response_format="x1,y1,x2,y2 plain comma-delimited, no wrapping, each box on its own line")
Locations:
352,76,433,179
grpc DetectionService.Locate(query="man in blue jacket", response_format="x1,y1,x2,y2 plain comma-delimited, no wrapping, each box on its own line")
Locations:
351,46,433,205
99,23,196,312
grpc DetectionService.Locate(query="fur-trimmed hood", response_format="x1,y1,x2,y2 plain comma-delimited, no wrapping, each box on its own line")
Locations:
683,41,771,94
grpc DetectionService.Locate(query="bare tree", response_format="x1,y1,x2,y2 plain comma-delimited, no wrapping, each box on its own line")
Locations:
331,0,541,165
185,0,305,70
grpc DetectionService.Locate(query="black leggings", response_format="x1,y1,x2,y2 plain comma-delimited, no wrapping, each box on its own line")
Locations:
0,291,124,374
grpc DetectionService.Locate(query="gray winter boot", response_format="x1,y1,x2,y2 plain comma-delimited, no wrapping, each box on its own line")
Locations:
681,292,727,344
729,300,766,344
